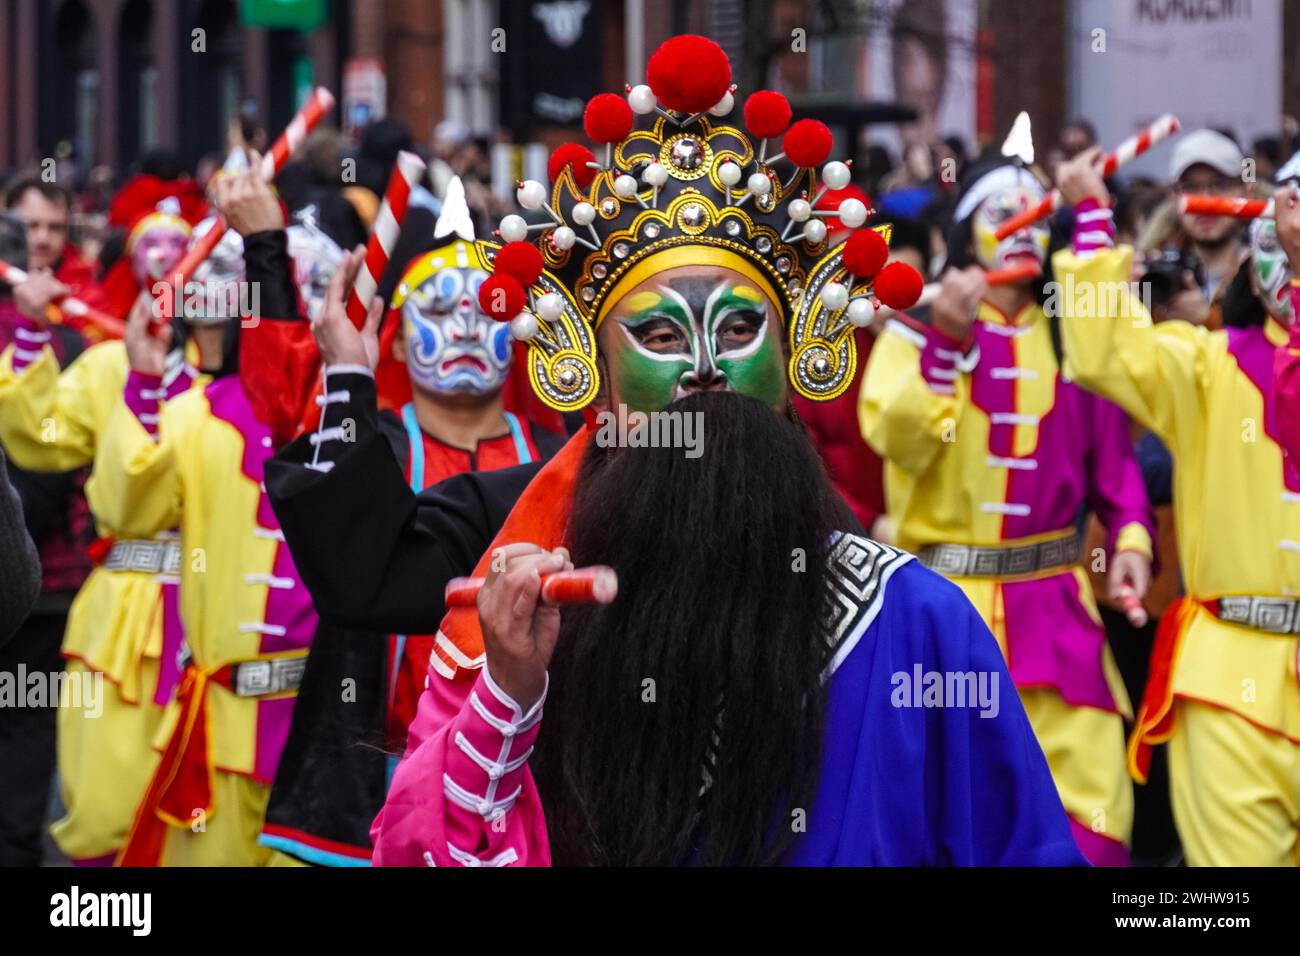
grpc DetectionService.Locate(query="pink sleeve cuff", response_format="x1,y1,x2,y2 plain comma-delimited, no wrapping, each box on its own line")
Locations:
1072,196,1116,257
124,370,165,439
886,316,978,394
9,316,51,373
439,667,546,864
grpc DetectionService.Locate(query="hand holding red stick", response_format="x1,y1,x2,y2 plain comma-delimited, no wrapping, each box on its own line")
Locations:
446,565,619,608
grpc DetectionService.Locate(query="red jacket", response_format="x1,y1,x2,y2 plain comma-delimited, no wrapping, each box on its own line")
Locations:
791,326,886,533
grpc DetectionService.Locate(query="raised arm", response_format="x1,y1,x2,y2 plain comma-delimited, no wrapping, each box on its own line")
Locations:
1272,185,1300,463
265,366,539,633
213,164,325,447
83,299,184,537
858,267,986,476
1052,148,1213,448
372,545,579,867
0,281,102,472
263,247,538,633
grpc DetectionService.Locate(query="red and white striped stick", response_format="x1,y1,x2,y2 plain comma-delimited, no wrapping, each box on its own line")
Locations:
1117,584,1149,628
1178,194,1274,220
995,114,1181,240
345,149,427,327
159,87,335,320
0,258,126,338
444,566,619,608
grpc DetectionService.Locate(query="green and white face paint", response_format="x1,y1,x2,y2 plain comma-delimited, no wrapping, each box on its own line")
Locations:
1249,217,1294,323
598,266,788,413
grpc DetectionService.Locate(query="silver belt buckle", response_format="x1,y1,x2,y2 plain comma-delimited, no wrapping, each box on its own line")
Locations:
106,539,164,573
233,656,306,697
1217,596,1300,635
162,541,182,575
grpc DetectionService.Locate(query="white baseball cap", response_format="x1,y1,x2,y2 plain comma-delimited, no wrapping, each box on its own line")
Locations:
1169,129,1244,182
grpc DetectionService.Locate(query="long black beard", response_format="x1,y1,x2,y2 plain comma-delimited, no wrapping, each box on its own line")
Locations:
531,391,847,865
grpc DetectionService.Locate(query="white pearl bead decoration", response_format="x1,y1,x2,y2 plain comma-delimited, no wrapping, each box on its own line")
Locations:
643,162,669,186
499,215,528,243
847,297,875,327
536,292,566,321
803,219,827,243
627,85,657,115
822,161,851,190
820,282,849,312
709,91,734,116
837,198,868,228
510,313,539,341
516,180,547,210
613,175,638,198
550,226,576,251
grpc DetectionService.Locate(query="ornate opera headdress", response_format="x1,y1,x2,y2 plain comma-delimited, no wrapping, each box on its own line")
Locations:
475,34,923,411
953,111,1045,224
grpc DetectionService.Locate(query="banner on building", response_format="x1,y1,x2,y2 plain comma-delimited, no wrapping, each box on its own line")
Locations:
856,0,980,156
1068,0,1281,178
498,0,604,135
343,59,387,137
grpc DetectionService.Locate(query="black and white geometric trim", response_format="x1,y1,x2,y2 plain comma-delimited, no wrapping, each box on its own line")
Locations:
819,532,914,680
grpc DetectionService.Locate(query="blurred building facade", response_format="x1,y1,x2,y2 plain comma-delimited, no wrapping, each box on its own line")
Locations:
1,0,1297,178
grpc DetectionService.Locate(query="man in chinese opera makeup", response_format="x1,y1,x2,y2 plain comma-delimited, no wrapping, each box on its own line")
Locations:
0,202,225,866
256,184,562,866
85,164,353,866
860,131,1156,866
266,36,1083,866
1053,145,1300,866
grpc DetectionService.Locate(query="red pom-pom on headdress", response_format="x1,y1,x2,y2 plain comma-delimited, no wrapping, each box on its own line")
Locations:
646,35,731,114
494,241,544,287
744,91,792,139
583,94,634,145
873,261,925,311
548,143,597,190
842,229,889,279
784,119,833,169
478,274,526,321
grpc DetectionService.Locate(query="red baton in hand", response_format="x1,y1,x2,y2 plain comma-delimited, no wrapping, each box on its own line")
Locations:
445,566,619,608
1117,584,1149,628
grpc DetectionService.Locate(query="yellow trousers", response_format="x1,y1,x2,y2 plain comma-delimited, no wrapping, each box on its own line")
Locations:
51,658,164,862
1168,700,1300,866
1021,687,1134,850
158,770,283,867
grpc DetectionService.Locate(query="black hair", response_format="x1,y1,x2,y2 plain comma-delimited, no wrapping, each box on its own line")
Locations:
874,215,932,266
3,174,71,211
